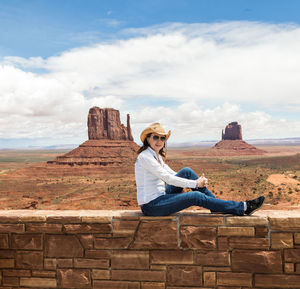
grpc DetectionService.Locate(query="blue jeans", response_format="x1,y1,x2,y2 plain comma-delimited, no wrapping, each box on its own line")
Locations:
141,167,244,216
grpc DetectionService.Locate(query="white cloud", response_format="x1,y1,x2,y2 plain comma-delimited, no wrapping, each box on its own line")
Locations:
1,21,300,146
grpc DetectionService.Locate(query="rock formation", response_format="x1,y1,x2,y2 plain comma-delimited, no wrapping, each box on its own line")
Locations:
208,122,265,156
48,107,139,166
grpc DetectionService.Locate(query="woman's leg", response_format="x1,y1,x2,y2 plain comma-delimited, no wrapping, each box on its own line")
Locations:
141,191,244,216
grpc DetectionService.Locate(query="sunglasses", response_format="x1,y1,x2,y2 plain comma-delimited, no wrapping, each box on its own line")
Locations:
151,135,166,142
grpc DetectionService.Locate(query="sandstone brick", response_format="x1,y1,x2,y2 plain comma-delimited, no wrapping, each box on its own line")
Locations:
217,237,228,250
0,249,14,258
44,258,56,270
218,226,254,236
45,235,83,257
2,276,18,286
271,233,294,249
180,226,216,249
229,237,270,249
217,272,252,287
81,216,111,223
57,258,73,268
47,216,81,223
151,250,193,265
85,249,110,259
57,269,91,288
284,249,300,262
19,215,46,222
32,270,56,277
74,258,109,268
112,251,149,269
79,234,93,249
255,226,269,237
0,224,24,233
113,220,139,236
3,269,31,277
0,259,14,268
180,215,224,226
26,223,62,233
270,217,300,230
296,263,300,273
92,269,110,279
203,266,231,272
64,223,112,234
141,282,165,289
196,250,230,266
16,251,43,269
167,265,202,287
204,271,216,287
11,233,43,250
93,280,140,289
112,270,165,282
132,220,178,249
20,277,57,287
150,265,166,270
255,274,300,287
295,233,300,244
0,234,8,248
285,263,294,273
226,216,268,226
94,237,132,249
232,250,282,273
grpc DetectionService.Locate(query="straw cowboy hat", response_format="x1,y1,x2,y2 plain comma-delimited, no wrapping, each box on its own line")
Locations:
140,122,171,143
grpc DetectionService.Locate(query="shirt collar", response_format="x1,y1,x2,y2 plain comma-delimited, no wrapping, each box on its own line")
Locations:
147,146,162,162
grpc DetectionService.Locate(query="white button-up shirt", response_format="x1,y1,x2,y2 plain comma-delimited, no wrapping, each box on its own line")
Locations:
135,147,197,206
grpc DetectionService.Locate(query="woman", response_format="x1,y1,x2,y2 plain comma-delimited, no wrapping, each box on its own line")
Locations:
135,122,265,216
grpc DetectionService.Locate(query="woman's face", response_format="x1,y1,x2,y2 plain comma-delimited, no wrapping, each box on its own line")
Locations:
147,134,166,154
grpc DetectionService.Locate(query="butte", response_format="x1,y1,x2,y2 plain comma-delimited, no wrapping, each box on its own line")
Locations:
47,107,139,167
208,122,265,156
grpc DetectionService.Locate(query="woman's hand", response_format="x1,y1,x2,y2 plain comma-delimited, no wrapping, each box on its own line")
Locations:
197,173,208,188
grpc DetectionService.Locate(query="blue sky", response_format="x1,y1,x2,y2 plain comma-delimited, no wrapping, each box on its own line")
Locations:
1,0,300,147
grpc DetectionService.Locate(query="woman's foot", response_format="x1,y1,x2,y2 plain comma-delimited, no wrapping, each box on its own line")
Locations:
244,196,265,215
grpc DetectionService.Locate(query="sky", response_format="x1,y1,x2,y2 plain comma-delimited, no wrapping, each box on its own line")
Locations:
1,0,300,148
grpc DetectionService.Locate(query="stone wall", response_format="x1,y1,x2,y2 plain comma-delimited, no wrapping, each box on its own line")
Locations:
0,210,300,288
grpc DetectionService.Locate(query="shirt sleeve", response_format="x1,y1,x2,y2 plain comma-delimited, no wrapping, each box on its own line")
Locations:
138,153,197,189
164,162,177,175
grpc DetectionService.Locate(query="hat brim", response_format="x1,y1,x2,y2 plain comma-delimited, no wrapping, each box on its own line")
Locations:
140,129,171,143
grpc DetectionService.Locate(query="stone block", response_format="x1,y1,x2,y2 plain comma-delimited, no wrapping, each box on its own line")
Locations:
141,282,165,289
271,233,294,249
0,224,24,233
74,258,109,268
0,259,14,268
228,237,269,249
81,216,111,223
2,276,18,286
270,217,300,230
167,265,202,287
226,216,268,226
232,250,282,273
217,272,252,287
45,235,83,257
295,233,300,244
218,226,254,236
11,233,43,250
112,270,165,282
285,263,294,273
180,215,224,226
131,220,178,249
26,223,62,233
20,277,57,287
92,269,110,280
204,271,216,287
296,263,300,273
85,249,110,259
0,249,14,258
113,220,139,236
196,250,230,266
180,226,216,249
93,280,140,289
0,234,8,248
64,223,112,234
16,251,43,269
112,250,149,269
47,216,81,223
94,237,132,249
203,266,231,272
57,269,91,288
57,258,73,268
217,237,228,250
32,270,56,277
255,274,300,287
151,250,193,264
284,249,300,262
44,258,56,270
3,269,31,277
255,226,269,237
79,234,93,249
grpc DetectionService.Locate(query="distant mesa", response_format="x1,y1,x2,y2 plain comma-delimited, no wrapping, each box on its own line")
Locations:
209,121,265,156
48,107,139,166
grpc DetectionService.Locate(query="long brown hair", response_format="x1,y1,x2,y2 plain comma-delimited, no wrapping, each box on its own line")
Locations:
137,133,167,159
